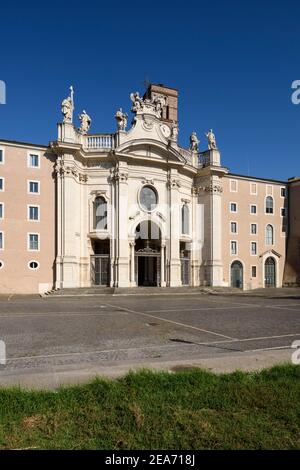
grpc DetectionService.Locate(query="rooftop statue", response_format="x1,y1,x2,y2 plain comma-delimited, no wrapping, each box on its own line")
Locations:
130,91,166,118
206,129,217,150
61,85,74,123
115,108,128,131
153,94,166,118
130,92,144,112
79,110,91,135
189,131,199,152
170,121,179,141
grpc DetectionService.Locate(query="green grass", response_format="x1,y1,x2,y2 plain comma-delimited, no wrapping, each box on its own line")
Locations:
0,364,300,449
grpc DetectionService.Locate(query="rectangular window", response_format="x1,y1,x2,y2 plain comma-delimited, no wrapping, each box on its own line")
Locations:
28,206,39,221
0,203,3,219
0,178,4,191
250,205,257,214
251,242,257,255
231,241,237,255
230,179,238,192
251,223,257,235
250,183,257,195
281,207,286,217
28,233,39,251
251,266,257,278
28,153,40,168
0,148,4,164
281,187,286,198
230,202,237,213
231,222,237,234
266,185,273,196
29,181,40,194
0,231,3,250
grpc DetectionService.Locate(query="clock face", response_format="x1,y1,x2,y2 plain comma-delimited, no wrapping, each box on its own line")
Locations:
160,124,171,138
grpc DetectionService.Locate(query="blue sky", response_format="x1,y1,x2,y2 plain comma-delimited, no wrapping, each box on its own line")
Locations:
0,0,299,180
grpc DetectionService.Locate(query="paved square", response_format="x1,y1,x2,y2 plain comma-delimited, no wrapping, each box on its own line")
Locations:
0,293,299,387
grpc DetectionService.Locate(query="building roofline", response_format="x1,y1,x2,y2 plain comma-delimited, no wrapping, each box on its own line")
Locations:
226,172,287,185
0,139,48,149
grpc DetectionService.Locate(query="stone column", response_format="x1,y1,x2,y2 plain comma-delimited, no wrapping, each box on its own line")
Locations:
160,243,166,287
190,188,201,286
130,241,136,286
114,163,130,287
55,158,63,289
167,171,181,287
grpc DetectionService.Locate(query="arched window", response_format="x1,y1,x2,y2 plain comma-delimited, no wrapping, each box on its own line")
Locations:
181,204,189,235
94,197,107,230
266,196,274,214
265,224,274,245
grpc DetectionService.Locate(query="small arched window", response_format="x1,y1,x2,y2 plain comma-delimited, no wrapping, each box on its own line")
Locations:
265,224,274,245
181,204,189,235
94,197,107,230
266,196,274,214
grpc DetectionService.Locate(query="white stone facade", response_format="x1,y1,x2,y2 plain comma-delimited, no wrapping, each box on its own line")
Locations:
52,84,227,289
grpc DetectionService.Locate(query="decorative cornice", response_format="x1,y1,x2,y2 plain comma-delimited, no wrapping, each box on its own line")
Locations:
55,161,88,182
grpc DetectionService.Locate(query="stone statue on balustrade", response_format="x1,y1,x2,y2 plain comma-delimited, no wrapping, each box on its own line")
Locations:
115,108,128,131
205,129,217,150
78,110,92,135
61,86,74,123
189,131,199,152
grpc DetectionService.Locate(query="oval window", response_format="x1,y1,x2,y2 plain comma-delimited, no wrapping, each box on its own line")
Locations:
0,261,3,269
29,261,39,270
139,186,158,212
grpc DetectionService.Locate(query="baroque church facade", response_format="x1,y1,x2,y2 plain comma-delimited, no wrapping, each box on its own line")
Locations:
0,83,299,293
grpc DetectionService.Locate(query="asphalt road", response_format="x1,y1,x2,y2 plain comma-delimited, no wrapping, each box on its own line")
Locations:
0,293,299,387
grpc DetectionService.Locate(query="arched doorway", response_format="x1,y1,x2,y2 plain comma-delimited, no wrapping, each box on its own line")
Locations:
231,261,243,288
265,257,276,287
135,221,161,286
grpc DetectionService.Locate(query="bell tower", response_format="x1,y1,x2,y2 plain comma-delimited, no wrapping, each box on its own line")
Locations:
143,83,178,124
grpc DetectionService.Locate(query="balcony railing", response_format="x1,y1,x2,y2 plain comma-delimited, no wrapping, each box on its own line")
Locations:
198,151,210,168
84,134,115,150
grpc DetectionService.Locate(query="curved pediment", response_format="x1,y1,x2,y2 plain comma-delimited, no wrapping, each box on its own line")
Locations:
116,138,187,164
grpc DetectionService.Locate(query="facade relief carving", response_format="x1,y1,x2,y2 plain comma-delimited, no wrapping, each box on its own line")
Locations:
141,178,155,185
193,181,223,194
